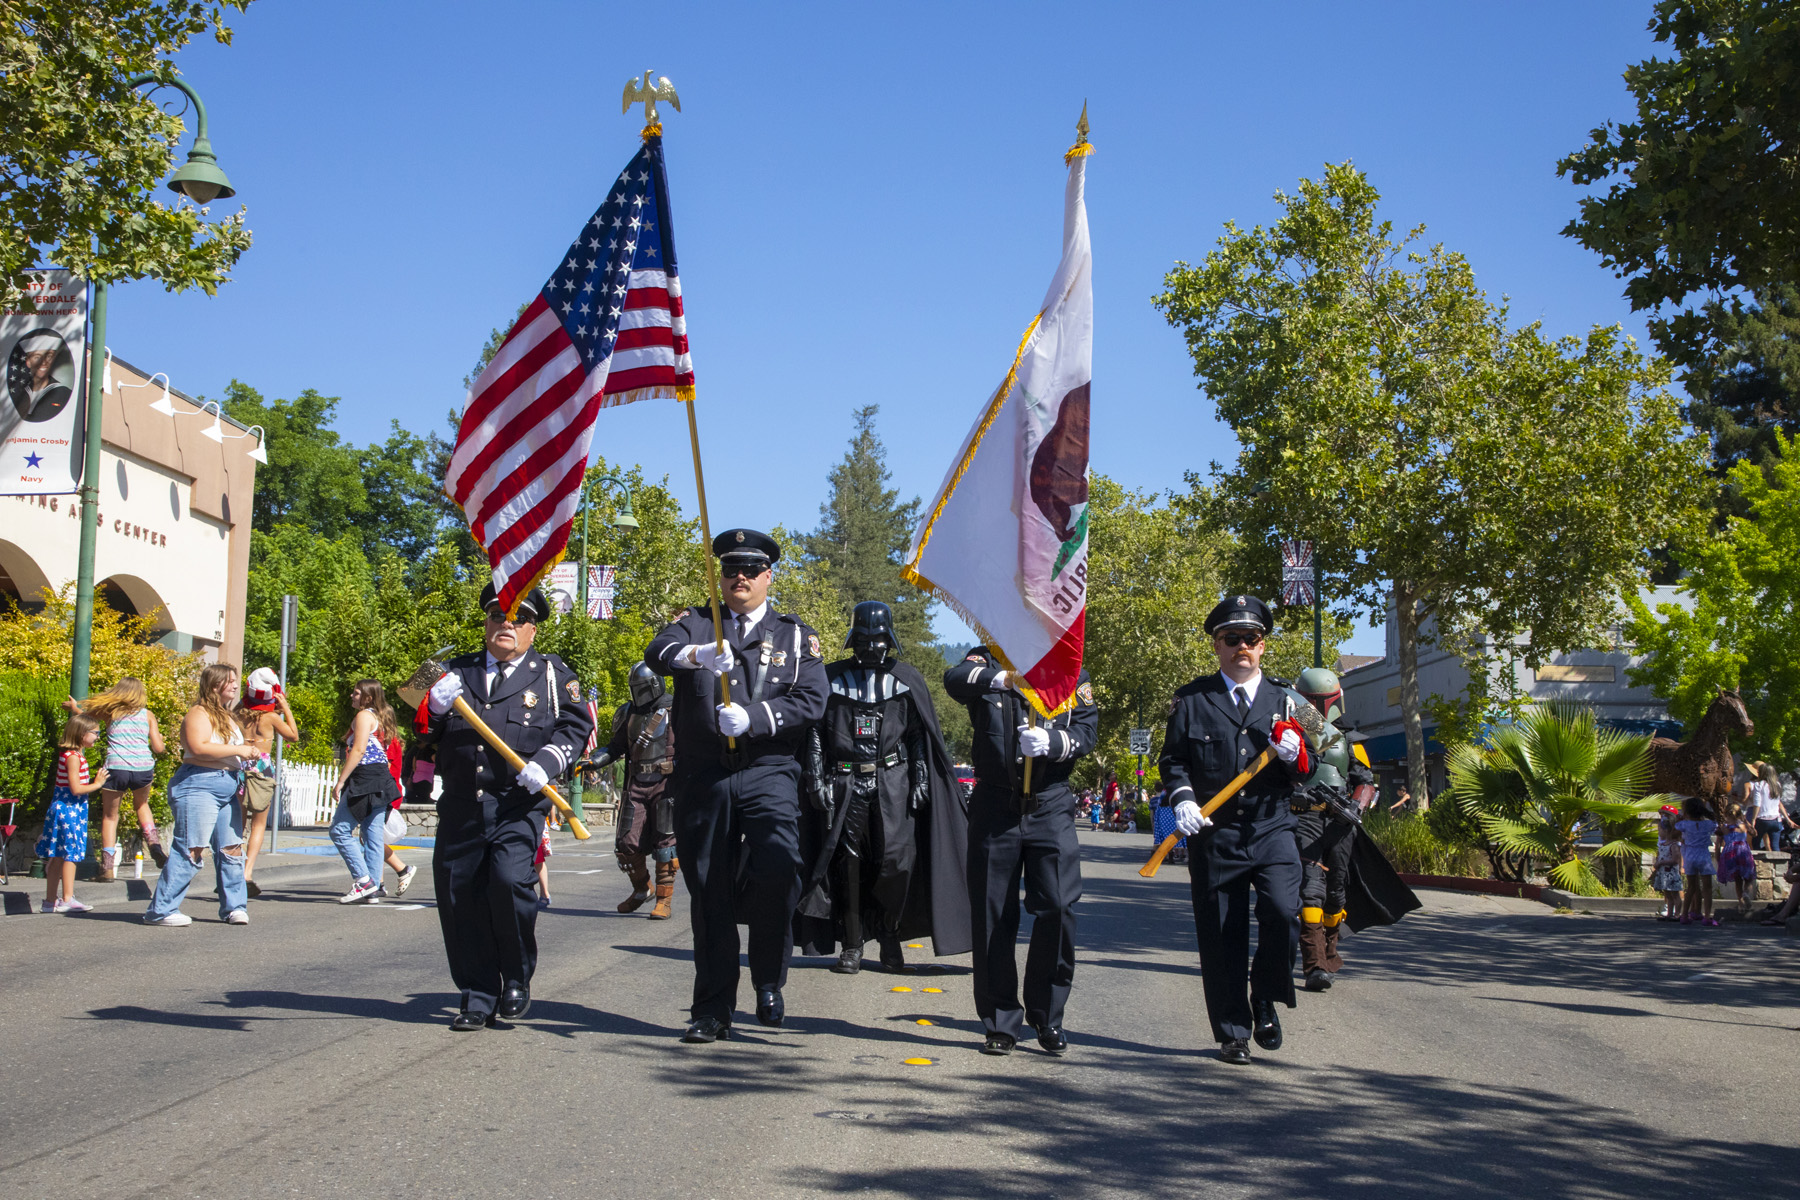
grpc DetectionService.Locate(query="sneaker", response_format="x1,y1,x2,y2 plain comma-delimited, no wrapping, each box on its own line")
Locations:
143,911,193,926
1679,913,1694,925
56,898,93,914
338,878,379,904
245,879,262,899
537,894,551,910
39,900,56,914
225,909,249,926
395,863,418,897
1703,916,1721,927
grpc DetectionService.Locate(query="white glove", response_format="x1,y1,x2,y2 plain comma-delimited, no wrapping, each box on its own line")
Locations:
683,642,735,673
988,670,1012,691
1017,725,1051,757
517,761,549,794
1273,728,1302,764
427,672,463,715
1174,799,1210,836
716,703,750,736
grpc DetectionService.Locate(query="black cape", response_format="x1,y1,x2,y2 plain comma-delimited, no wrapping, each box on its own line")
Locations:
793,659,971,957
1344,829,1422,932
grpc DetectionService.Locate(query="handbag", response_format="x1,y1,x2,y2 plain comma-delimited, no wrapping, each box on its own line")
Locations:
383,809,407,841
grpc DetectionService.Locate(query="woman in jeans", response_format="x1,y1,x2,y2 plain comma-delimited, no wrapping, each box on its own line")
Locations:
331,679,398,904
144,665,255,928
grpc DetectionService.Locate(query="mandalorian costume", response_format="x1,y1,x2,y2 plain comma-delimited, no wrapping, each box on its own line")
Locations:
1290,667,1420,991
594,663,679,920
796,602,968,973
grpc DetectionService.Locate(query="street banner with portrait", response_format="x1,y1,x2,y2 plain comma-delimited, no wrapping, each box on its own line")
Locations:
1,270,88,496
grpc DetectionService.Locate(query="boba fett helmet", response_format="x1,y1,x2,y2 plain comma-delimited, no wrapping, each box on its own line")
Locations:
1296,666,1344,724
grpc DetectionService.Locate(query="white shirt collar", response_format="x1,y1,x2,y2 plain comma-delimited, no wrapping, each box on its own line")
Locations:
486,652,519,674
730,600,770,634
1220,670,1263,705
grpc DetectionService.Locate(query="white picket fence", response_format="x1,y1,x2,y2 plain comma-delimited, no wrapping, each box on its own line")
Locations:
274,762,445,828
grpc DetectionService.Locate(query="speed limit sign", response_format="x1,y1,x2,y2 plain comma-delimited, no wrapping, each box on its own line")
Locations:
1128,728,1152,755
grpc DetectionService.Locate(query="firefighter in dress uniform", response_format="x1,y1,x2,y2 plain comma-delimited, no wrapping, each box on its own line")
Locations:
419,583,595,1031
645,530,828,1044
594,662,680,920
1290,666,1375,991
794,601,969,974
944,647,1098,1057
1160,594,1318,1064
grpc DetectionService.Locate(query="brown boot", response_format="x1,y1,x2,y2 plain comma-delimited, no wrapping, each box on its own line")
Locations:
1299,909,1330,989
649,858,678,920
617,851,652,913
1322,914,1346,974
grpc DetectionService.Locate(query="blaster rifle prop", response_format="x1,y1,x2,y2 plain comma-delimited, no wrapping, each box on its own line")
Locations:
400,652,591,841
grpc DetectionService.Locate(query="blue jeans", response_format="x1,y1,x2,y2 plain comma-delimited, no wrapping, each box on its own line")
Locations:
147,765,247,920
329,796,387,885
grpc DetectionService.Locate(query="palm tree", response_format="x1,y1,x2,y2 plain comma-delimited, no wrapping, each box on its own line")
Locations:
1444,703,1667,895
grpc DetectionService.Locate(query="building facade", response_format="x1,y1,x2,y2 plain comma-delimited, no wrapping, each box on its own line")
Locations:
0,354,260,665
1340,590,1684,802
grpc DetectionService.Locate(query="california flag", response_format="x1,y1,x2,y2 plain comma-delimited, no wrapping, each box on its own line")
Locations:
904,131,1092,716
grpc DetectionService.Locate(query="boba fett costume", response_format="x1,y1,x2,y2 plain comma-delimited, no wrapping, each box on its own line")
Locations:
594,663,680,920
1291,667,1419,989
795,602,969,973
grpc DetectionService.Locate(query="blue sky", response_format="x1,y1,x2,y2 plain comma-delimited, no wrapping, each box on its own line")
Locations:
110,1,1662,655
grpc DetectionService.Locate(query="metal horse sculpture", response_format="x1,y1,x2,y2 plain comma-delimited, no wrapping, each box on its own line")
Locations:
1647,688,1753,807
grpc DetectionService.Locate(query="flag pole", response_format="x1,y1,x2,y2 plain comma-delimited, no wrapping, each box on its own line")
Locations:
684,396,736,750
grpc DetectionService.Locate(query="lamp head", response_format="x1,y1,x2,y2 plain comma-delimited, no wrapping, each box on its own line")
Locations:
611,492,639,530
166,136,235,204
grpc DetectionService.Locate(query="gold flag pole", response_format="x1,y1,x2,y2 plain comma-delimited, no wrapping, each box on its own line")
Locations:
623,70,735,749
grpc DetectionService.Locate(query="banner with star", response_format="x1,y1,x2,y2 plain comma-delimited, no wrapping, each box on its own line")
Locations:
1,270,89,496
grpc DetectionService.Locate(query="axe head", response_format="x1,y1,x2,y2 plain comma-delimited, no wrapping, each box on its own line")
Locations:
398,647,458,710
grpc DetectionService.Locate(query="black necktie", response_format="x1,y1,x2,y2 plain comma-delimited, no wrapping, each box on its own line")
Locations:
1234,687,1250,723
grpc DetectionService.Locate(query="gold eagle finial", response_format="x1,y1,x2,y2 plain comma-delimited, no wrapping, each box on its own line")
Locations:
622,70,681,130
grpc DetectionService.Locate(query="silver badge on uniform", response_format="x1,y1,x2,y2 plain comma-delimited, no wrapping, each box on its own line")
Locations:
772,650,788,666
522,690,539,708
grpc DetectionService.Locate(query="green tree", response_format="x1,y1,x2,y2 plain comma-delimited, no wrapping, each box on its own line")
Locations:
358,420,450,563
795,404,966,755
1558,0,1800,379
1155,162,1711,807
1445,704,1664,895
1625,431,1800,762
1683,285,1800,497
220,381,367,539
0,0,255,310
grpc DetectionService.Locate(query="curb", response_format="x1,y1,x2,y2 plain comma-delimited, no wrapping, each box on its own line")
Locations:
0,848,388,916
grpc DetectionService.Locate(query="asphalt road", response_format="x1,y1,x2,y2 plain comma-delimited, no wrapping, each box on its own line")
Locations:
2,830,1793,1199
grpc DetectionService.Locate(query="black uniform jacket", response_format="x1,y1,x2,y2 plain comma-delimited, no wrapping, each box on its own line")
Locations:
1160,672,1317,830
420,649,595,813
645,603,829,770
943,647,1098,796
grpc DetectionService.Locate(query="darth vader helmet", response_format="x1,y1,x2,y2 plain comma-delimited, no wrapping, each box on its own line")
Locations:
628,662,666,708
846,600,899,666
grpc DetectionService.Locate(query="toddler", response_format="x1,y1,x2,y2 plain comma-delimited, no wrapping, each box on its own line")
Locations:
37,713,110,913
1649,805,1684,921
1715,802,1757,915
1675,796,1718,926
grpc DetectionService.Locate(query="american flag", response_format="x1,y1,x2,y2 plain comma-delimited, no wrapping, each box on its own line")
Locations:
584,690,603,757
445,135,694,615
587,565,617,619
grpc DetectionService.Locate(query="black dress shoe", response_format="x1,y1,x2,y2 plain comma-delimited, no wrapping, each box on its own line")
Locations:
682,1016,730,1043
1304,969,1334,992
450,1011,490,1032
1034,1025,1068,1056
498,985,531,1020
1219,1038,1252,1065
981,1032,1016,1056
1252,1000,1283,1050
755,987,784,1027
877,936,906,973
831,948,862,974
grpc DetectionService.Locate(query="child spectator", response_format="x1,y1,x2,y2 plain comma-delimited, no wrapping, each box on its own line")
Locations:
1676,796,1718,926
37,712,109,913
236,668,298,899
65,678,166,878
1650,805,1684,921
1715,802,1757,916
379,728,417,898
535,823,553,909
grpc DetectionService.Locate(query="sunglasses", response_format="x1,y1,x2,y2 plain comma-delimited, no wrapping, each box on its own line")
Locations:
720,564,768,579
1216,632,1264,648
484,606,537,624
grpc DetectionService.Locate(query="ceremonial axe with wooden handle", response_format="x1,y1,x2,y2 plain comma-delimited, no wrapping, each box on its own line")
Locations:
399,649,592,841
1139,699,1326,878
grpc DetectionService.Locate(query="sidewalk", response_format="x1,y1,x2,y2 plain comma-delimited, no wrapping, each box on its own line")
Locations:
1,832,437,916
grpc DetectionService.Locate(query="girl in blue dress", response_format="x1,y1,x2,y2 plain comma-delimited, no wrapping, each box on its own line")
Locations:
38,713,110,913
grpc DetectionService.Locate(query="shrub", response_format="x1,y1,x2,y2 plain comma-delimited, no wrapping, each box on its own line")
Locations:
1362,808,1488,877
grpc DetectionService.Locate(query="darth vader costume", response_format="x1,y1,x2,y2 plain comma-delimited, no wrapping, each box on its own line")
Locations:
795,602,969,972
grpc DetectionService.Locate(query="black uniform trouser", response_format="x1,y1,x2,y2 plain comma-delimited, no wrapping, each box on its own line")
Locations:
675,758,802,1023
967,782,1081,1039
433,794,545,1016
1295,809,1354,916
1188,812,1301,1043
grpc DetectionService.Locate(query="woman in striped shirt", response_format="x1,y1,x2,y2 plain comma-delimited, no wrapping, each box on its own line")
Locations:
66,677,167,880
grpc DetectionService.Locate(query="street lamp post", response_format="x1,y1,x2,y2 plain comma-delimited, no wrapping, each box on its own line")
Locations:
70,75,235,699
566,474,636,822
